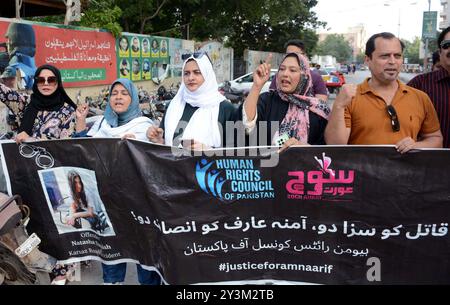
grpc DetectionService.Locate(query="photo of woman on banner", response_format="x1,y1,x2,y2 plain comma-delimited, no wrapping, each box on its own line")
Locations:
160,39,168,58
151,39,160,58
142,59,151,80
119,59,130,78
118,36,130,57
131,36,140,57
131,58,141,81
40,167,114,236
142,38,150,57
147,51,238,149
66,171,110,233
4,22,37,90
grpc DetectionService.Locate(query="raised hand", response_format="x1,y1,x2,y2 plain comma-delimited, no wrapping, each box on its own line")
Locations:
334,84,357,109
76,103,89,120
252,53,273,90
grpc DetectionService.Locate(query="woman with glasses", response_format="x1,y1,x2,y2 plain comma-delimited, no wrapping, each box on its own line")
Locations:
147,51,238,149
242,52,330,151
0,64,78,284
0,64,77,144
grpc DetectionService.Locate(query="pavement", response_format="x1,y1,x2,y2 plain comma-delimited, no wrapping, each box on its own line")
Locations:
68,261,140,285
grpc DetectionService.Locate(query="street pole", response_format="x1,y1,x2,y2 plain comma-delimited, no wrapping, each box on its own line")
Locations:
15,0,22,19
424,0,431,72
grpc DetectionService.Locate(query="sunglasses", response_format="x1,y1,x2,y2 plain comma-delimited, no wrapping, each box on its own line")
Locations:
386,105,400,132
440,40,450,50
35,76,58,86
181,51,211,63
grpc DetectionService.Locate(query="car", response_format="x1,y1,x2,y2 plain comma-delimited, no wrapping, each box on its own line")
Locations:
220,69,278,94
317,69,346,94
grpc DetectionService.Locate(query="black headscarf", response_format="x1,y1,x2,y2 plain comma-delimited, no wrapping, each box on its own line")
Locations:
19,64,76,135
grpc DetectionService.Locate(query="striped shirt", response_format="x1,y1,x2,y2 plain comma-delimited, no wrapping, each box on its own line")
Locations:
407,68,450,148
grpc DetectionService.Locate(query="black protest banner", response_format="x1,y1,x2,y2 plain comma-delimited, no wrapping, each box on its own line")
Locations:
1,139,450,284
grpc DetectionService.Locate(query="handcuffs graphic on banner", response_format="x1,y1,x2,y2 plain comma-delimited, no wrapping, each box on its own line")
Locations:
18,144,54,169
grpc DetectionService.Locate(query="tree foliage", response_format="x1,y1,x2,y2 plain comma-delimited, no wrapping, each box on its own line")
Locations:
402,37,421,64
316,34,353,63
80,0,123,36
28,0,327,57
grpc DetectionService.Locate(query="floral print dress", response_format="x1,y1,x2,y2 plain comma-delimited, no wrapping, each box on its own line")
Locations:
0,83,76,139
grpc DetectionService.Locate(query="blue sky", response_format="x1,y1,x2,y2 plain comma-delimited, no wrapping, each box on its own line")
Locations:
313,0,442,42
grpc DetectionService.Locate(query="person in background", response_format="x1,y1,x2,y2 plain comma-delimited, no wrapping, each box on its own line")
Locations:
269,39,328,101
0,66,17,89
325,32,443,153
0,66,19,134
431,50,441,71
408,27,450,148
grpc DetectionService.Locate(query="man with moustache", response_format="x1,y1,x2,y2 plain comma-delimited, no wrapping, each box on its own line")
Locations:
325,32,443,154
408,27,450,148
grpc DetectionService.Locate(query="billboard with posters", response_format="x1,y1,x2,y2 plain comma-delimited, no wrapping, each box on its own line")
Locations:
116,34,169,82
0,18,117,88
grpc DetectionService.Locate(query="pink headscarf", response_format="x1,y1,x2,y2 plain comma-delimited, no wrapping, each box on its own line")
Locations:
276,52,330,144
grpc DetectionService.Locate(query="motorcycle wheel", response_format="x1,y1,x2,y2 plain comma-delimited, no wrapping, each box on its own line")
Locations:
0,242,36,284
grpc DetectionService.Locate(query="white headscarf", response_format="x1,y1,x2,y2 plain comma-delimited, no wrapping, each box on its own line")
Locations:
163,54,225,147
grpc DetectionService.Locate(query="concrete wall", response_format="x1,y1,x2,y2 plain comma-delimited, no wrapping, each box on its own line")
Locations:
197,41,234,83
244,50,285,74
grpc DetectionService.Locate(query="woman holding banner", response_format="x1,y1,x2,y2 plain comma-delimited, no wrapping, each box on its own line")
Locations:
146,51,238,149
74,78,153,141
1,64,78,284
74,78,160,285
241,53,330,151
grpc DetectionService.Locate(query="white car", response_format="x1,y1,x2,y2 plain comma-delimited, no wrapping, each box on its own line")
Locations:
221,69,278,94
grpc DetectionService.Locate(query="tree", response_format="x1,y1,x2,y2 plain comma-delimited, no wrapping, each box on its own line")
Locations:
402,37,421,64
316,34,352,63
183,0,325,57
79,0,123,36
27,0,326,57
356,52,366,64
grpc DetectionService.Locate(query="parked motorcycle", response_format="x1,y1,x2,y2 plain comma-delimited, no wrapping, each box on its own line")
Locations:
0,193,56,284
219,81,247,104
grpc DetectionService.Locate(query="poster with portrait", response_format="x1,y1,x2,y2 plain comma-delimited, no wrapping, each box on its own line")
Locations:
118,36,130,57
131,58,141,81
160,39,168,58
39,167,115,237
0,18,117,88
119,58,130,79
142,38,150,58
151,39,160,58
130,36,141,57
142,59,151,80
116,34,169,81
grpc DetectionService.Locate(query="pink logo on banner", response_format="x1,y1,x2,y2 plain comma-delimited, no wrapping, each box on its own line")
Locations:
286,153,355,201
